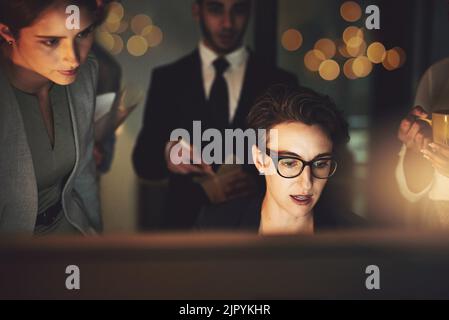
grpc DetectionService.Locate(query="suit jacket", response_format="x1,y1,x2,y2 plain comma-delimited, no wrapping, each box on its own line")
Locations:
196,193,366,232
133,49,298,229
0,55,101,235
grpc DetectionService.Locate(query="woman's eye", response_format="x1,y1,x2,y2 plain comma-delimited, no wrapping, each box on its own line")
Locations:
77,30,91,39
77,26,94,39
42,39,59,47
281,160,300,168
313,160,330,169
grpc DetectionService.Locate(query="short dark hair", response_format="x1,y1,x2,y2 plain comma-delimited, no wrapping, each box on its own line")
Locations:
0,0,105,39
247,85,350,149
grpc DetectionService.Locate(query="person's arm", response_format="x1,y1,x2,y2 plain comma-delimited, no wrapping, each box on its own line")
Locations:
396,63,435,199
133,68,214,180
422,143,449,201
396,145,433,202
396,114,434,200
403,144,434,193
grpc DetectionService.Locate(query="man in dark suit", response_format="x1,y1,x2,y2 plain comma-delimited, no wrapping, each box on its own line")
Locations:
133,0,298,229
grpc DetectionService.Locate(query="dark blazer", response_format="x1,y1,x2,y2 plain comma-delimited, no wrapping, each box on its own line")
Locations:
196,193,367,232
133,49,298,229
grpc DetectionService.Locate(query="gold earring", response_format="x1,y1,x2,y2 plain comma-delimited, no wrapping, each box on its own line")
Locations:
8,40,13,46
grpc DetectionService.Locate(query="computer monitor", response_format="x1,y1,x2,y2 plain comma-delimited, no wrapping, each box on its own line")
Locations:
1,229,449,299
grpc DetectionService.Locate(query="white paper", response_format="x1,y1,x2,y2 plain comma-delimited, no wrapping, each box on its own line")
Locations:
95,92,116,122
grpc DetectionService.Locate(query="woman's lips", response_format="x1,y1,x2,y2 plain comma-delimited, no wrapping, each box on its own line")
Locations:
290,195,313,206
58,69,78,76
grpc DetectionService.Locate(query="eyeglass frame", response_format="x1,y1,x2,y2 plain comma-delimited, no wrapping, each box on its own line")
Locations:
263,149,338,179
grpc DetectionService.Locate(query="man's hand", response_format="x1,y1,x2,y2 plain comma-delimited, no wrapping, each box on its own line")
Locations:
398,106,432,153
200,169,257,204
217,169,256,202
422,143,449,178
164,141,214,176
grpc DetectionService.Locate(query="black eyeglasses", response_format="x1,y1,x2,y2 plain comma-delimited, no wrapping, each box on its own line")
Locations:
264,149,337,179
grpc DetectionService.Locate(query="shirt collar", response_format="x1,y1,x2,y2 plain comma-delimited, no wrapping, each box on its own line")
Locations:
198,40,248,71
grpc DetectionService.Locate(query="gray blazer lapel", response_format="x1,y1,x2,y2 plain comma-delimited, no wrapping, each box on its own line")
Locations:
62,57,100,234
64,85,81,188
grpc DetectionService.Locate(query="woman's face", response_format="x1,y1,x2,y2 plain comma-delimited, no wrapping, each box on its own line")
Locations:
255,121,333,219
9,4,95,85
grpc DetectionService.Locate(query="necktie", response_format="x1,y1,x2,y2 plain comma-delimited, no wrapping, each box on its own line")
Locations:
209,57,230,130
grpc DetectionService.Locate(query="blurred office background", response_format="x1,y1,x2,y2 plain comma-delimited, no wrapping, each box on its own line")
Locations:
97,0,449,233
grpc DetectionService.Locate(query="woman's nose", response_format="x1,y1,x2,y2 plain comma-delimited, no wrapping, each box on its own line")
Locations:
62,42,80,67
297,165,313,191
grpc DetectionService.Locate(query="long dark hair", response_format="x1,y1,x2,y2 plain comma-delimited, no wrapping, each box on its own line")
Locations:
0,0,106,40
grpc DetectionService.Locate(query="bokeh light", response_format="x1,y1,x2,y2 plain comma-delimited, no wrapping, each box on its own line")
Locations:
102,1,125,33
281,29,303,51
104,19,120,33
314,38,336,59
367,42,386,64
116,20,129,34
343,26,364,45
347,39,366,57
131,14,153,35
97,3,164,58
110,34,124,55
338,42,351,58
319,59,340,81
142,25,163,47
304,50,326,72
343,58,358,79
107,2,125,23
393,46,407,67
127,35,149,56
352,56,373,78
96,31,114,51
346,36,364,49
340,1,362,22
383,49,401,70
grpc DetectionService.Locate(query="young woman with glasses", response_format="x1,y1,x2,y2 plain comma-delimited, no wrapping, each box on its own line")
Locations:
197,85,365,235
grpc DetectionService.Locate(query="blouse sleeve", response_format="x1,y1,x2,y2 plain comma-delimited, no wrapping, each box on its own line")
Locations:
395,145,432,203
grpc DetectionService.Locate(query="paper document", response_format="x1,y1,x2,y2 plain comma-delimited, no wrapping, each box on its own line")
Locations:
95,92,116,122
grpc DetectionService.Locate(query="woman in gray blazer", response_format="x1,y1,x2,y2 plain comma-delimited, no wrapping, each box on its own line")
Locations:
0,0,107,235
